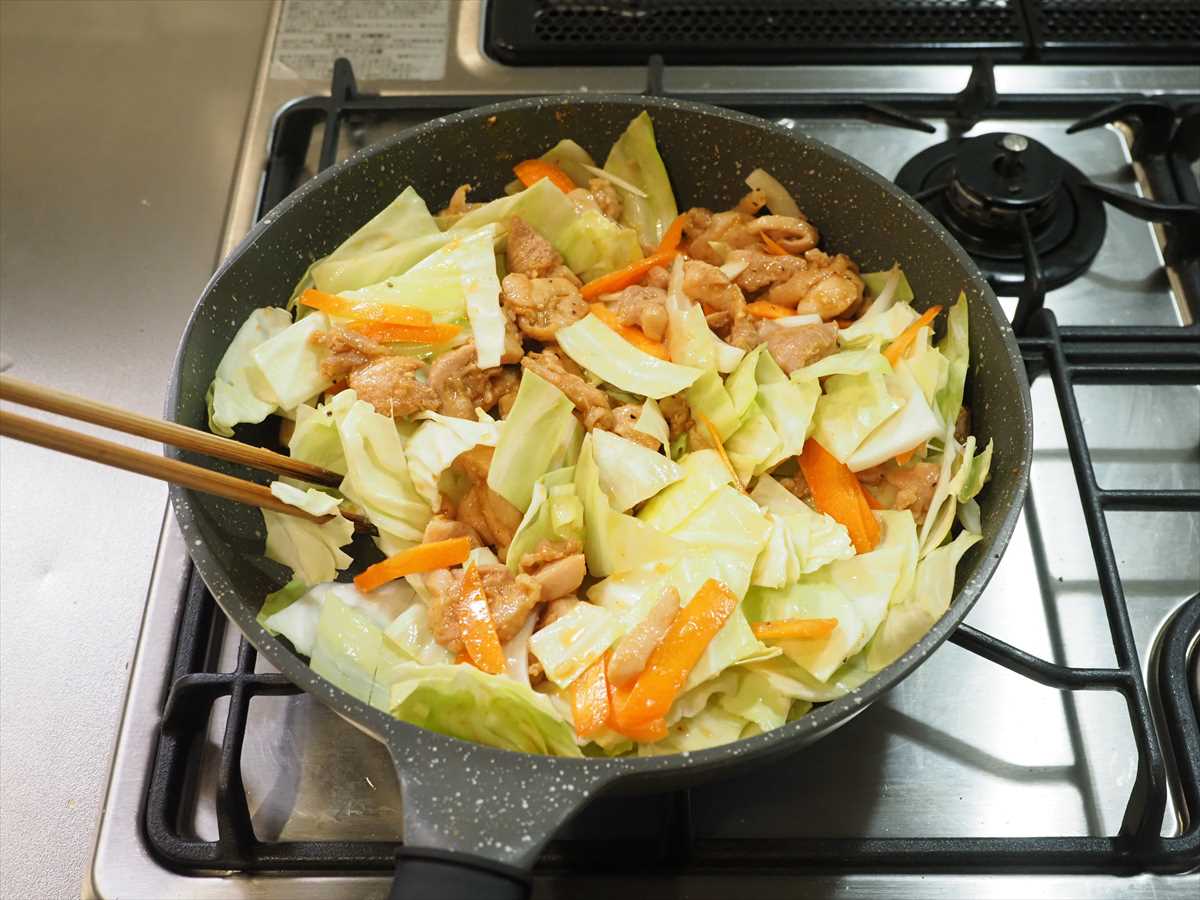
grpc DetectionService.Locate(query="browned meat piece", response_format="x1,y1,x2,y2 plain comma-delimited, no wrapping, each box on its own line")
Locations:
478,564,544,642
727,248,807,294
746,214,820,254
437,184,485,226
588,177,623,220
683,259,745,317
517,539,586,601
452,446,524,559
493,368,521,418
729,312,769,351
425,567,466,653
422,516,482,547
764,250,864,320
777,472,812,502
885,462,940,522
429,342,520,419
764,322,839,375
606,587,680,687
610,404,660,450
681,208,760,264
518,538,584,572
598,284,669,342
643,265,670,290
500,272,588,342
538,595,581,630
521,349,613,430
736,188,768,217
506,216,562,277
312,326,388,380
346,356,439,418
657,395,692,442
955,405,972,444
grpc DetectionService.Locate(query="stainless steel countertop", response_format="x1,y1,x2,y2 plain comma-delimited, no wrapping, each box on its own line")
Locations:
0,2,272,897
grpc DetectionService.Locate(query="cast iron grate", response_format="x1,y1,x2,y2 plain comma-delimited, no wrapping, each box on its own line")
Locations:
484,0,1200,65
144,59,1200,878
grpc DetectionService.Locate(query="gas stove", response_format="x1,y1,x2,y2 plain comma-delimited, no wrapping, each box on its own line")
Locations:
87,2,1200,897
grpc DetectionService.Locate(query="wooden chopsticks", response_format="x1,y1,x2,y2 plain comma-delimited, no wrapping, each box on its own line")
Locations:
0,375,367,529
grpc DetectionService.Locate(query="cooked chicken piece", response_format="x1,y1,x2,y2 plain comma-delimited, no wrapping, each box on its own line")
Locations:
682,259,745,318
589,177,623,220
764,322,839,375
657,394,692,442
501,272,588,342
643,265,670,291
538,595,581,630
598,284,669,342
422,516,482,547
528,554,586,602
493,368,521,418
428,342,520,419
520,349,613,430
347,356,439,418
777,472,812,502
478,564,544,642
729,312,767,351
312,325,387,380
736,188,768,217
764,250,864,320
727,248,807,294
955,405,972,444
518,538,583,572
445,184,481,215
606,587,680,687
424,567,466,653
746,214,820,254
452,446,524,558
885,462,940,522
506,216,561,278
610,404,660,450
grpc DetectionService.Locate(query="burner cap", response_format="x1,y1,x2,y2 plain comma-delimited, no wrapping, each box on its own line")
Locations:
953,132,1064,213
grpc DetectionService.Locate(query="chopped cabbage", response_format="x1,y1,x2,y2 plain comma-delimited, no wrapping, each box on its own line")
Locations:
723,407,783,482
638,449,733,533
507,139,597,192
749,476,854,587
859,266,915,318
529,601,621,688
633,397,670,448
846,369,941,472
957,438,994,501
557,314,703,399
810,372,902,464
754,350,820,462
388,662,581,756
262,483,354,586
685,369,741,440
591,427,684,511
384,603,455,665
897,322,950,412
308,595,393,708
505,467,584,573
259,578,416,654
487,371,577,512
792,346,891,381
289,400,347,474
251,311,332,412
839,302,918,346
207,307,291,436
935,291,970,429
405,410,500,510
603,111,678,248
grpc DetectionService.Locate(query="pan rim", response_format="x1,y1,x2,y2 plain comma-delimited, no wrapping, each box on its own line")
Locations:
167,93,1032,787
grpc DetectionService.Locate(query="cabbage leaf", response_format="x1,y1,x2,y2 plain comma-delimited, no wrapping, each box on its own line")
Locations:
505,467,584,573
935,291,970,429
591,428,683,511
557,314,703,399
406,410,500,510
487,371,577,511
289,399,348,475
810,371,902,464
207,307,291,436
603,111,678,248
251,311,332,412
529,601,621,688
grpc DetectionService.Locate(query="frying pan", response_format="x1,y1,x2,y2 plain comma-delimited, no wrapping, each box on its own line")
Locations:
167,95,1032,898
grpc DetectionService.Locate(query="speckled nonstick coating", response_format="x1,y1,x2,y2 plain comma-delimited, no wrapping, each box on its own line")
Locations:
167,96,1032,875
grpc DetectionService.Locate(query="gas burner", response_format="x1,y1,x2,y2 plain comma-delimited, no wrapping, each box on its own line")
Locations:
895,132,1106,295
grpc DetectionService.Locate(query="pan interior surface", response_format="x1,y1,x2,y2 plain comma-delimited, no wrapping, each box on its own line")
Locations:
168,95,1031,860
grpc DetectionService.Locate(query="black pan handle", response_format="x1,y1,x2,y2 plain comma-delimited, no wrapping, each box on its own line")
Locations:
389,846,531,900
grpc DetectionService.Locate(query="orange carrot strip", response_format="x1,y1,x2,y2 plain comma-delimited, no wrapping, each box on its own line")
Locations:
798,438,879,554
657,213,688,254
607,678,670,741
455,650,471,665
746,300,795,319
696,413,743,490
513,159,576,194
572,655,611,738
589,303,669,359
347,320,461,344
884,305,943,367
894,443,923,466
752,618,839,641
580,249,676,301
353,537,472,593
614,579,739,729
300,289,433,326
761,233,790,256
457,563,506,675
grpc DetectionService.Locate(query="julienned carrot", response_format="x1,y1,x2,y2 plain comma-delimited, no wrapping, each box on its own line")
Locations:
761,233,790,256
746,300,795,319
797,438,880,554
580,249,676,301
607,679,669,742
513,159,576,194
348,320,461,345
589,303,669,359
353,537,472,592
457,563,506,675
751,618,839,641
697,413,743,490
614,579,739,729
657,213,688,254
884,305,943,366
572,655,610,737
300,289,433,326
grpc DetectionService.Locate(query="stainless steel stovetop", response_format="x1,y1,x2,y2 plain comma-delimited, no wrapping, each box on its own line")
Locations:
87,2,1200,897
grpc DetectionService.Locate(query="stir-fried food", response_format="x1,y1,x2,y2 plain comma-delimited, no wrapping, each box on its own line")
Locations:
209,111,992,758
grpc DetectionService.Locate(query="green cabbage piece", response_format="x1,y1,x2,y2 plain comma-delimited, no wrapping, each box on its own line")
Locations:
504,138,598,193
557,314,703,399
633,397,670,448
487,370,578,512
897,322,950,413
919,427,974,557
258,578,417,655
839,301,919,347
333,390,431,554
289,400,348,475
935,291,970,429
957,438,994,502
866,529,981,671
846,369,941,472
250,310,332,413
591,427,684,511
637,449,733,533
603,111,678,248
792,346,891,381
207,307,292,436
505,467,584,574
405,410,499,510
809,371,902,464
685,369,741,440
308,595,394,708
528,600,621,688
754,351,820,463
861,268,915,304
719,669,794,734
575,435,681,577
384,603,455,665
388,662,582,756
724,407,783,483
262,483,354,586
749,476,854,588
640,705,748,755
